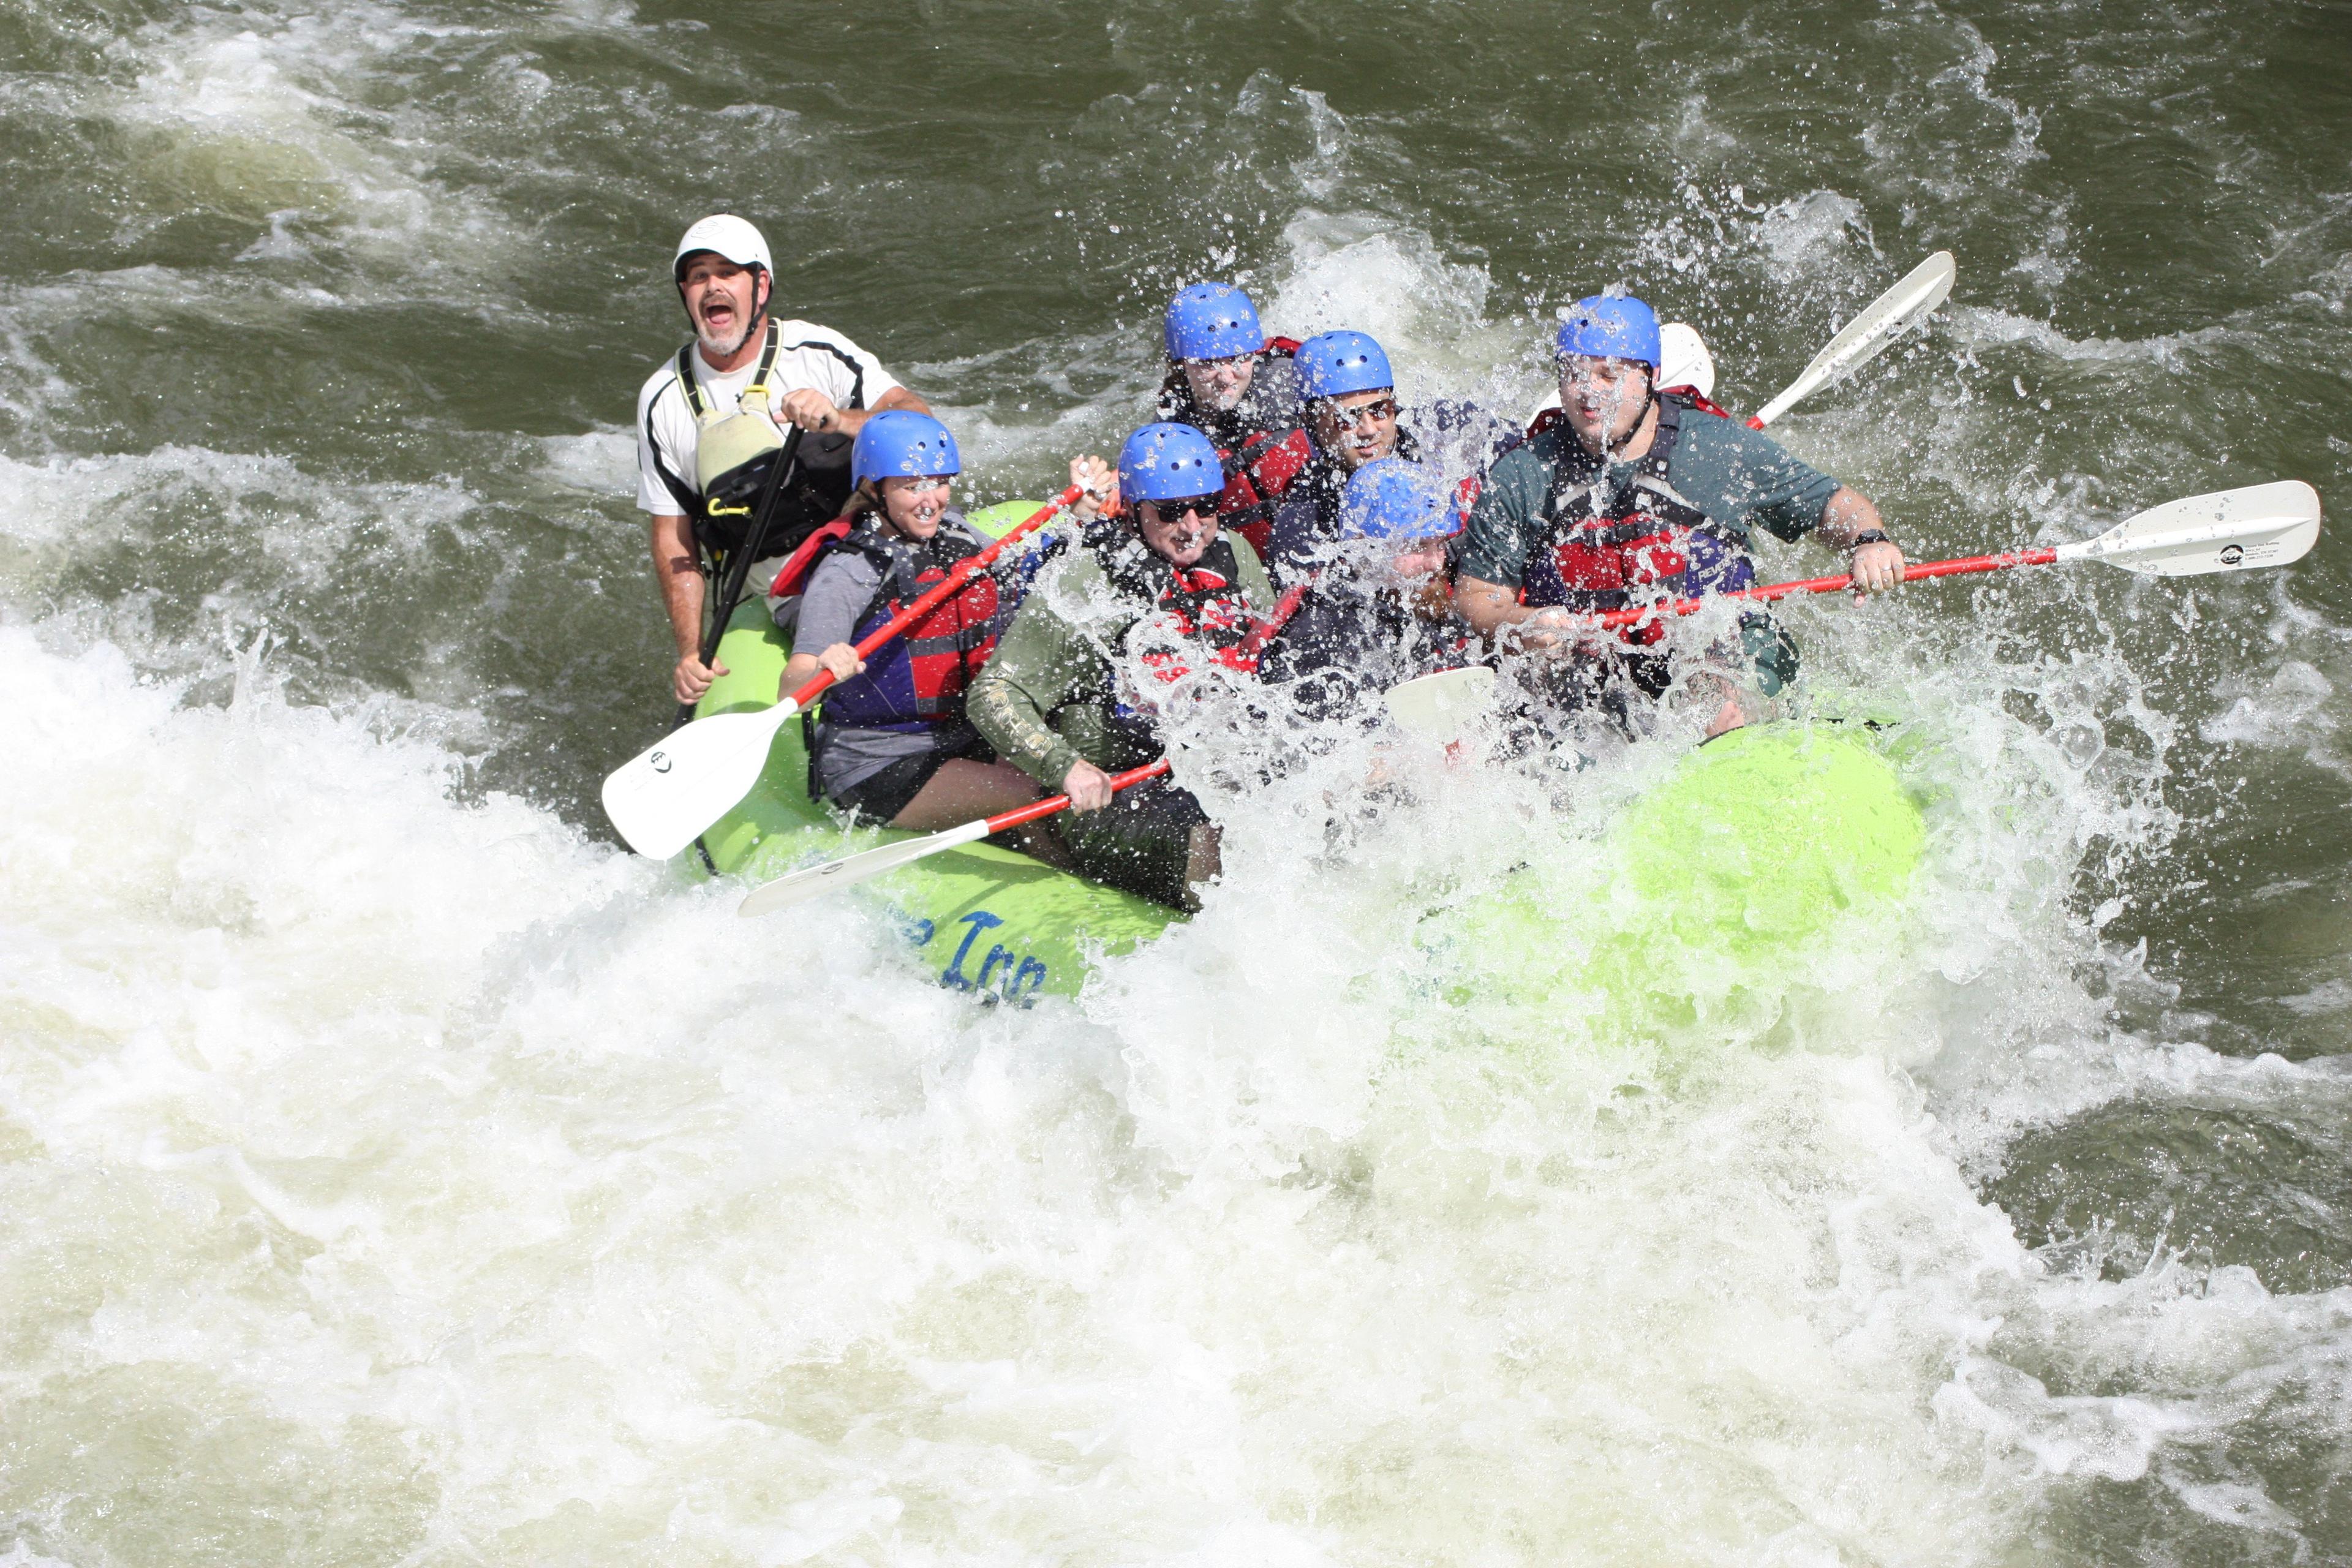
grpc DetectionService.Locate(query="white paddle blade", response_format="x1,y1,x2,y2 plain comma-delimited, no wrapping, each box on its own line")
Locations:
1384,666,1498,737
1754,251,1954,425
599,703,793,859
2064,480,2323,578
738,819,992,918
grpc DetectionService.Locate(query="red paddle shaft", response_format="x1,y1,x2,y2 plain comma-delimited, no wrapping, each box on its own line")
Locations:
983,758,1171,835
782,482,1085,712
1592,546,2062,630
973,580,1286,834
1242,579,1311,655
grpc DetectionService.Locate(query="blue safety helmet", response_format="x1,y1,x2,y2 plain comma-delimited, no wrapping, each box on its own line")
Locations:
1295,330,1395,401
1340,458,1450,541
1555,294,1662,370
1118,422,1226,504
851,410,962,486
1164,282,1265,362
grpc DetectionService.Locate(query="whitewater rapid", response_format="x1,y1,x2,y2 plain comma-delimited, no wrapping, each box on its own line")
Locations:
6,0,2352,1559
8,577,2350,1562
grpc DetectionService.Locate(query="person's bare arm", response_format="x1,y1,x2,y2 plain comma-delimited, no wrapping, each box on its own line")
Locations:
1813,486,1906,598
1453,572,1533,637
652,511,724,703
775,646,865,701
777,383,932,442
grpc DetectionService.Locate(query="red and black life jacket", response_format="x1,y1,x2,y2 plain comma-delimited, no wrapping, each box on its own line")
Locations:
1089,527,1264,747
820,519,1000,733
1162,337,1315,559
1521,392,1756,646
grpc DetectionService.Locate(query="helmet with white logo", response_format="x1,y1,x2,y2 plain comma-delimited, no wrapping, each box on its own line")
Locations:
1118,422,1225,503
1555,294,1662,369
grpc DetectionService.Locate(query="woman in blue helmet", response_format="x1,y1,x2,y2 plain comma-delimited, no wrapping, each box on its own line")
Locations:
1453,293,1905,736
1155,282,1316,558
967,422,1276,911
780,409,1112,832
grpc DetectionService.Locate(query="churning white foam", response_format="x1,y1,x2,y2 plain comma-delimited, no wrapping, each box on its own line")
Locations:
2,599,2346,1561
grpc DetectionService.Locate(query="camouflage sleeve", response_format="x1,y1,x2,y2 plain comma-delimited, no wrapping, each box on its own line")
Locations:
1229,533,1276,611
968,588,1096,788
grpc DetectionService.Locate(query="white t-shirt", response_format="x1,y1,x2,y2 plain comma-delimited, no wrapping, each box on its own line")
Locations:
634,318,904,516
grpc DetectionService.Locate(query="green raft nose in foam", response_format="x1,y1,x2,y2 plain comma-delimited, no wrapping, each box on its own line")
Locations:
1418,723,1926,1039
690,499,1923,1006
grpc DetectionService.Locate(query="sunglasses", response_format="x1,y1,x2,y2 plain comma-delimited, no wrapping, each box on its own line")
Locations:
1183,352,1257,372
1145,495,1222,522
1321,397,1398,428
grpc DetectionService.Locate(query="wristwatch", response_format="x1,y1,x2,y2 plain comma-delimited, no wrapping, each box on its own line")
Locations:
1846,529,1893,551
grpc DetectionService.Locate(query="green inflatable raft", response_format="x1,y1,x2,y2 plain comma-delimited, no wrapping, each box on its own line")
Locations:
692,502,1927,1006
1414,719,1928,1041
692,501,1180,1003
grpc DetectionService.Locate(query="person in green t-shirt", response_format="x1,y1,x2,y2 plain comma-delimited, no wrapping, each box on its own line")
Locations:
967,423,1275,911
1454,295,1905,736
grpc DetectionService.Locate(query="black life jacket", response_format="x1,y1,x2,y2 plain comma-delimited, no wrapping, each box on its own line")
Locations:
648,321,862,562
1158,337,1314,559
818,517,999,733
1088,526,1264,752
1520,393,1756,646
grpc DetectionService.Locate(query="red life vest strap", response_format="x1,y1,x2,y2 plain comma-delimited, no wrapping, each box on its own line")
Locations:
1660,385,1735,420
766,512,856,599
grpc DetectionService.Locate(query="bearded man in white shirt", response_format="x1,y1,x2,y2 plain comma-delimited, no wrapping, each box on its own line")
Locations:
633,214,932,703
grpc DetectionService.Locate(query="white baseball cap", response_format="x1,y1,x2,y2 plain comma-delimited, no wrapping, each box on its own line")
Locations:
673,214,772,281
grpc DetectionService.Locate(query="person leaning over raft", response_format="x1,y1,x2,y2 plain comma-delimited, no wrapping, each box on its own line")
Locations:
1259,456,1461,725
635,213,932,706
778,410,1112,845
1452,294,1906,737
966,423,1275,912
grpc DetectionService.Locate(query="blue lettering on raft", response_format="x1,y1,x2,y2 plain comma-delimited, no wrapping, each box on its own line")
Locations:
940,910,1001,990
938,910,1048,1004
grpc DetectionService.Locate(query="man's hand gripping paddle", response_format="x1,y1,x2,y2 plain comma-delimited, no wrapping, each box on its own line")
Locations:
601,483,1085,860
736,759,1173,917
1597,480,2324,634
1382,481,2315,732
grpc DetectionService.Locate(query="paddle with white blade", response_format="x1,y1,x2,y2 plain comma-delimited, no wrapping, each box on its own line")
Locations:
737,758,1173,918
1589,480,2324,633
1382,666,1499,738
1746,251,1955,429
601,482,1085,861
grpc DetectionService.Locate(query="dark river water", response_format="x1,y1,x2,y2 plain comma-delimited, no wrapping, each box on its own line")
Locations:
2,1,2350,1562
